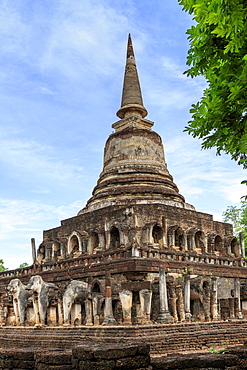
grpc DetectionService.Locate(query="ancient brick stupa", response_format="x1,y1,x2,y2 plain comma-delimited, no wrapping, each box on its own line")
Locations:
82,34,186,213
0,35,246,329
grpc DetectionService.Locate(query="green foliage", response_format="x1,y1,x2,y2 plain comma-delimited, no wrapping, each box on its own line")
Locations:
222,200,247,248
209,345,229,354
0,259,8,272
182,267,193,275
19,262,29,268
178,0,247,168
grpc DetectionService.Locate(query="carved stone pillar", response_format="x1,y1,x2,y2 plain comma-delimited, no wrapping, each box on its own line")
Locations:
139,289,152,324
69,303,80,325
31,238,36,264
168,233,175,247
234,278,243,319
211,277,219,321
92,296,99,326
0,304,7,326
105,221,110,250
148,228,152,244
98,233,106,250
162,218,167,247
85,298,93,326
184,275,192,321
240,232,245,258
157,268,174,323
45,247,52,262
202,294,211,322
85,276,93,326
191,236,196,251
229,298,235,318
119,290,132,325
102,273,117,326
176,286,185,322
169,285,178,322
184,236,188,250
60,243,66,258
57,301,63,325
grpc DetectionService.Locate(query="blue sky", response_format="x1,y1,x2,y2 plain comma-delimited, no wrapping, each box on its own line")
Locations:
0,0,246,270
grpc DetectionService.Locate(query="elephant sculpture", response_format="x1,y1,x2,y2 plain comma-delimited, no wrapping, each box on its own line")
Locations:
7,278,32,325
63,280,89,325
25,275,58,325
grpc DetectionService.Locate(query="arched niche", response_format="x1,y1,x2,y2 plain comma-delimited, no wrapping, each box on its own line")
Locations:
52,241,61,260
68,231,83,256
195,230,206,254
174,227,185,251
168,225,185,250
110,226,120,249
215,235,223,254
230,237,240,257
88,232,99,255
152,224,164,248
92,281,101,293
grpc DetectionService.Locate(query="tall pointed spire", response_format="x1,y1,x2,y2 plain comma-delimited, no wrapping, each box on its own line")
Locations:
78,34,186,215
117,34,148,119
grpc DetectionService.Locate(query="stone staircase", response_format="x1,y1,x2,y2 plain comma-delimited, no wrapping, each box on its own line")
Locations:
0,321,247,356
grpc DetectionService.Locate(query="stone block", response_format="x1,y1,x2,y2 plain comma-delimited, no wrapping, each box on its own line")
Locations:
12,360,35,369
197,353,237,367
72,345,94,360
151,355,200,370
78,359,115,370
115,355,149,369
228,346,247,358
237,361,247,370
136,343,150,356
36,365,72,370
35,351,71,365
0,349,35,361
93,343,138,359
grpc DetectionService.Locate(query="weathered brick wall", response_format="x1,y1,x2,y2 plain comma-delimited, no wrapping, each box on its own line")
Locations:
151,346,247,369
0,321,247,356
0,348,72,370
43,203,233,248
2,343,247,369
72,343,151,370
35,351,72,370
0,343,150,370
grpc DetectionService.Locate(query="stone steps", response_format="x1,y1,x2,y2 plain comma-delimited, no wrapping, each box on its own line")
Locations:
1,321,247,355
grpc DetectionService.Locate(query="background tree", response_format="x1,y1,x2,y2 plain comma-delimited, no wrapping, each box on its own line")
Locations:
19,262,29,268
0,259,8,272
178,0,247,169
222,200,247,249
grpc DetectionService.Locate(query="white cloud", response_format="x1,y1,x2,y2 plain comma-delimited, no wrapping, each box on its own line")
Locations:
211,212,223,222
147,88,197,110
165,135,246,207
0,136,84,184
31,189,51,194
0,197,81,240
0,197,83,269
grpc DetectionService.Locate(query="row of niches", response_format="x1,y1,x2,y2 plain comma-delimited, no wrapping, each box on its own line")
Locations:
37,223,240,263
